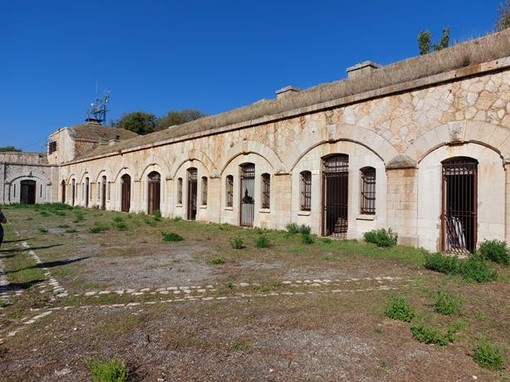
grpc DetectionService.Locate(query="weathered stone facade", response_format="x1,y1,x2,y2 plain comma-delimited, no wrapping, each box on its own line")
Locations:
0,152,57,204
3,30,510,253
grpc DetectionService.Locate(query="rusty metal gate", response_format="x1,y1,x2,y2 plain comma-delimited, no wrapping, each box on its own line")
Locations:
147,171,161,215
322,154,349,237
240,163,255,227
121,174,131,212
442,157,478,254
187,168,198,220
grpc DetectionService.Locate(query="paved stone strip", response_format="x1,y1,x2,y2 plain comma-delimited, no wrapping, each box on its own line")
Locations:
0,257,11,306
20,241,69,299
72,276,409,298
0,282,406,344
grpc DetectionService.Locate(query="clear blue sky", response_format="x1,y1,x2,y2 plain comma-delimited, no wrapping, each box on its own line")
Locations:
0,0,503,152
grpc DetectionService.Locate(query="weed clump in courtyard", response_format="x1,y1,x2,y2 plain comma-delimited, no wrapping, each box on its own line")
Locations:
255,235,270,248
87,356,128,382
384,296,415,322
231,237,244,249
410,324,456,346
473,338,505,371
161,232,183,242
285,222,311,235
477,239,510,265
364,228,398,247
424,253,497,283
434,290,463,316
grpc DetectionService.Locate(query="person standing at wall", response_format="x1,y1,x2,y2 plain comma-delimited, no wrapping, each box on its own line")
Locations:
0,209,7,248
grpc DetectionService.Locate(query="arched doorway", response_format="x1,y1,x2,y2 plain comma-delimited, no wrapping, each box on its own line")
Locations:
322,154,349,237
147,171,161,215
61,180,66,203
187,168,197,220
20,180,36,204
121,174,131,212
240,163,255,227
71,179,76,206
442,157,478,254
84,177,89,207
101,175,107,210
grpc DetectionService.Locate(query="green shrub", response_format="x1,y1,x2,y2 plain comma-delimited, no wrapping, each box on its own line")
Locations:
434,290,463,316
301,233,314,244
153,209,162,221
477,239,510,265
321,238,332,244
38,227,48,234
385,296,415,322
114,222,128,231
231,237,244,249
112,216,124,223
473,338,504,370
74,210,84,222
410,324,455,346
88,356,128,382
424,253,462,275
285,223,311,235
210,257,225,265
89,223,110,233
364,228,398,247
461,255,498,283
161,232,183,242
255,235,270,248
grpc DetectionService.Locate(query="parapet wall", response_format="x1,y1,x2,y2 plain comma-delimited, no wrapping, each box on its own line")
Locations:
0,152,47,165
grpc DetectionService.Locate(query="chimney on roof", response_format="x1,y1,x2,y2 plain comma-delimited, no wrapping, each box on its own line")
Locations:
346,61,381,79
275,86,300,100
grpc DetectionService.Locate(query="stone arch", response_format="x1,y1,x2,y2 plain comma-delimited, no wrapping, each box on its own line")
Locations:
219,140,285,175
288,125,398,171
290,137,392,172
171,148,216,179
139,162,165,182
416,141,505,252
406,121,508,165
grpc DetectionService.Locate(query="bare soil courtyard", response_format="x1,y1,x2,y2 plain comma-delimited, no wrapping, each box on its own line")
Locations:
0,204,508,381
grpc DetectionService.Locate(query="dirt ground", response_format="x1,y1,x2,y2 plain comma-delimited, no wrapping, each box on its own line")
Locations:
0,206,508,381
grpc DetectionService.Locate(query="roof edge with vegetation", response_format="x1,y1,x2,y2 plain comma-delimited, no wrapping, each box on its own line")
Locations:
72,29,510,162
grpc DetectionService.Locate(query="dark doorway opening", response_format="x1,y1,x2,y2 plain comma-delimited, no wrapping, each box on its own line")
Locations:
187,168,197,220
322,154,349,237
20,180,36,204
101,176,107,210
121,174,131,212
61,180,66,204
147,171,161,215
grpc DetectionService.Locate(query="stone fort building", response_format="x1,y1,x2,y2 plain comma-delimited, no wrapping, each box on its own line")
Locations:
2,30,510,254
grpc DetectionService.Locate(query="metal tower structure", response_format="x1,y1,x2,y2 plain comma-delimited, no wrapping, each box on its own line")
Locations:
86,91,110,125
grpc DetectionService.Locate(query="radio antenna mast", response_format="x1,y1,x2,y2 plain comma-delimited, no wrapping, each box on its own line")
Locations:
86,89,110,125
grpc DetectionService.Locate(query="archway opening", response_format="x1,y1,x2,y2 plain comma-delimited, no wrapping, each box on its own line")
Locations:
20,180,36,204
187,168,197,220
121,174,131,212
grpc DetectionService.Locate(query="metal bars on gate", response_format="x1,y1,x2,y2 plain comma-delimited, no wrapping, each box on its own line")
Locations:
322,155,349,238
442,157,478,254
240,164,255,227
